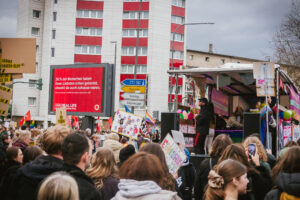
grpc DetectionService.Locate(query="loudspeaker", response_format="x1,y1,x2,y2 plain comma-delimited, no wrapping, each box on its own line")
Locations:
81,116,94,135
243,112,260,138
161,112,179,141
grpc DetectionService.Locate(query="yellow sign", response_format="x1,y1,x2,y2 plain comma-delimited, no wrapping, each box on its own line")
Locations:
0,102,9,116
121,86,145,93
0,74,11,83
56,107,67,126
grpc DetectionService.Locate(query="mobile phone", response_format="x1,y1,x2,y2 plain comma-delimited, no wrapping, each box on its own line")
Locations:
248,143,256,157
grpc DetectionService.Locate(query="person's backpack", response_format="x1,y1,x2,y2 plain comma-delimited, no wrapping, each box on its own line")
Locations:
280,192,300,200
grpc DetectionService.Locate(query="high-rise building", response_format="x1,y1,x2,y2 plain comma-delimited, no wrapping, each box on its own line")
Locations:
13,0,186,128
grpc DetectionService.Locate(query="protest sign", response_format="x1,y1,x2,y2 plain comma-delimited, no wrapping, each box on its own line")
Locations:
171,130,185,144
111,110,143,139
161,134,186,175
56,106,67,126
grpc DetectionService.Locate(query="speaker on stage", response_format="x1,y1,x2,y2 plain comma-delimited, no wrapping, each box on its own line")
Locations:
243,112,260,138
161,112,179,141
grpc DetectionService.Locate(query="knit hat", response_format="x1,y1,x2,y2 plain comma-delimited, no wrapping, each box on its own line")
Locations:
119,144,135,164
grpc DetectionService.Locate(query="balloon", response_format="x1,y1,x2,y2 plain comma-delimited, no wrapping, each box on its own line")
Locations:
183,111,188,120
279,111,284,119
188,112,194,120
291,110,295,117
177,110,182,114
284,111,291,120
273,106,277,113
179,113,184,119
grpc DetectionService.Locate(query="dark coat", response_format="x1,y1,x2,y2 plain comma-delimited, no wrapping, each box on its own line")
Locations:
264,172,300,200
176,162,196,200
62,163,102,200
196,106,210,135
194,157,219,200
13,155,63,200
100,176,119,200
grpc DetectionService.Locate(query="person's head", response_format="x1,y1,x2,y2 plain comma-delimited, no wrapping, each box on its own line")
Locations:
249,133,261,140
41,125,71,155
255,101,261,109
218,144,251,169
62,132,91,170
209,134,232,158
205,159,248,199
30,128,42,139
283,141,298,148
2,133,11,144
18,130,31,145
271,146,300,181
243,136,267,162
6,146,23,164
234,106,243,116
23,146,43,165
119,144,135,165
38,171,79,200
119,152,165,188
267,96,272,104
198,97,208,107
85,128,92,136
86,147,118,189
105,133,120,141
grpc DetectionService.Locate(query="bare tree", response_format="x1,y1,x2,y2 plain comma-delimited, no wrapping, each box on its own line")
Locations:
272,1,300,66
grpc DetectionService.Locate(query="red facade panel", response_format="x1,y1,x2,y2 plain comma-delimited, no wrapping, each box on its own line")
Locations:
122,38,148,47
168,94,182,103
120,74,147,82
75,36,102,45
171,23,184,34
169,59,183,68
170,41,184,51
77,0,104,10
123,2,149,11
171,6,185,17
122,20,148,29
76,18,103,28
121,56,147,65
74,54,101,63
169,77,183,85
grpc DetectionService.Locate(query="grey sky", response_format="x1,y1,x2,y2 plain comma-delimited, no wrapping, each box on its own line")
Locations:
0,0,292,60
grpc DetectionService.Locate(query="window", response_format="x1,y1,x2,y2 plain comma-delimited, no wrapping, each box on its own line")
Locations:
29,80,36,88
75,45,101,55
76,27,102,36
189,55,194,60
33,10,41,18
124,0,149,2
121,65,147,74
221,59,225,64
122,29,148,37
172,0,185,8
53,12,57,21
31,27,40,36
123,11,149,19
170,50,184,60
51,48,55,57
171,33,184,42
36,62,39,72
52,30,56,39
205,57,210,62
36,45,39,53
28,97,36,106
76,10,103,19
171,15,184,24
121,47,147,56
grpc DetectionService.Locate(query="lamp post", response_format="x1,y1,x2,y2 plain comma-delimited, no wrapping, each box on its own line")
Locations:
169,22,214,112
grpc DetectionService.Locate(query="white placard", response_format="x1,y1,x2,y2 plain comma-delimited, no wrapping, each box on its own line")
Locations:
171,130,185,144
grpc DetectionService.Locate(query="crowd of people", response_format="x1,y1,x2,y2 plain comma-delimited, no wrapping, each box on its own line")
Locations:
0,117,300,200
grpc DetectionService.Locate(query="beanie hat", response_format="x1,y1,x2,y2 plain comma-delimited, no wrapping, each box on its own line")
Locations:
119,144,135,164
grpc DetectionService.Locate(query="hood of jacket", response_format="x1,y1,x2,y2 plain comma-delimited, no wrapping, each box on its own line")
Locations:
277,172,300,197
118,179,161,197
19,155,63,181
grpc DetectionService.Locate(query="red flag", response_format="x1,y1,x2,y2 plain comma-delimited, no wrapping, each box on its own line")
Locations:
24,110,31,121
108,117,113,129
96,116,101,131
19,118,25,126
72,116,79,129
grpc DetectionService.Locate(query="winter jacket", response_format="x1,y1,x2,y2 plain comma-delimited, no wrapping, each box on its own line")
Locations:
0,141,8,168
176,162,196,200
196,106,211,136
265,172,300,200
112,179,181,200
62,163,102,200
13,155,64,200
100,176,119,200
194,157,219,200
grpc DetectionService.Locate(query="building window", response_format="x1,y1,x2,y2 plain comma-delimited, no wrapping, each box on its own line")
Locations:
171,15,184,24
53,12,57,21
76,10,103,19
29,80,36,88
124,0,149,2
121,47,147,56
54,0,58,4
36,62,39,72
170,50,184,60
121,65,147,74
75,45,101,55
28,97,37,106
122,29,148,37
36,45,39,53
123,11,149,19
170,33,184,42
33,10,41,18
205,57,210,62
76,27,102,36
189,55,194,60
51,48,55,57
172,0,185,8
31,27,40,36
52,30,56,39
221,59,225,64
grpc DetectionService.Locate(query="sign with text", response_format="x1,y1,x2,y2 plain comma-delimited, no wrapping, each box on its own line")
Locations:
122,79,145,86
49,64,114,116
56,106,67,126
111,110,143,139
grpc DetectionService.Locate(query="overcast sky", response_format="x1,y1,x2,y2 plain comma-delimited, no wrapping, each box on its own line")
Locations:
0,0,293,60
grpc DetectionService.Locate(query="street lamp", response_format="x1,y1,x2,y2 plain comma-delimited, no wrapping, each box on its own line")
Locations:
169,22,214,112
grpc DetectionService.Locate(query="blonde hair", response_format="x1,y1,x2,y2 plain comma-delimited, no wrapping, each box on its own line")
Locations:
105,133,119,141
243,136,267,162
86,147,118,190
41,125,71,154
38,172,79,200
18,130,31,141
30,128,42,138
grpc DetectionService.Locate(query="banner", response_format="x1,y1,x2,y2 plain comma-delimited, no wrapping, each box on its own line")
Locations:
171,130,185,144
211,88,228,116
111,110,143,139
56,106,67,126
161,134,186,175
289,86,300,121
